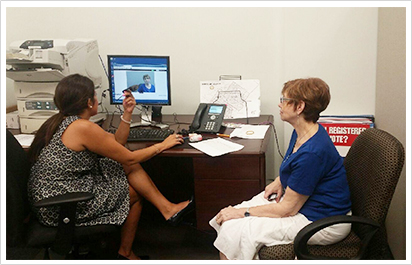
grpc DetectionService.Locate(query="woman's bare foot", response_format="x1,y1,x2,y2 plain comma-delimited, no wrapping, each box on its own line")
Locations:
163,200,190,220
118,251,141,260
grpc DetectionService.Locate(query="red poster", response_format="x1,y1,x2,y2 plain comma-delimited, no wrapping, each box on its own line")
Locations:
319,123,372,146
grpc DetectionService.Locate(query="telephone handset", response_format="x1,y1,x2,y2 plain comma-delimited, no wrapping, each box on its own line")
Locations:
189,103,227,133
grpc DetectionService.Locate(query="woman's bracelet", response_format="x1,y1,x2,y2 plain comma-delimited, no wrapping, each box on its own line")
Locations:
153,144,161,155
120,115,132,124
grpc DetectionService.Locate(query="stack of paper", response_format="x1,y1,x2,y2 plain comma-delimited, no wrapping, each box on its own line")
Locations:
14,134,35,148
319,115,375,157
318,115,374,124
189,138,244,157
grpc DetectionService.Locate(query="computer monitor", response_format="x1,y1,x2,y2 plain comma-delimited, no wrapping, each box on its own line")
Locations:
108,55,171,106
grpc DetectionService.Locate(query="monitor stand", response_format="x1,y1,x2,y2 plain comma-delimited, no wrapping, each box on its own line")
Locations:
140,105,153,126
130,105,169,129
130,106,152,127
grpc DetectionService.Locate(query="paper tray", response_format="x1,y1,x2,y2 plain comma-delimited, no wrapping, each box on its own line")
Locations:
6,69,66,82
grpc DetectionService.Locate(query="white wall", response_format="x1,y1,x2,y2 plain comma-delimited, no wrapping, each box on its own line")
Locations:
282,7,378,146
5,6,379,181
6,7,281,115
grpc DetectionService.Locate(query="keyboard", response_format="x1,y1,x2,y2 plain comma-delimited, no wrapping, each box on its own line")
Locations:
107,128,174,142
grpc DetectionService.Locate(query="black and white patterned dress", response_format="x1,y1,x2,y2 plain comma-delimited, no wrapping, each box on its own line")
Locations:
28,115,130,227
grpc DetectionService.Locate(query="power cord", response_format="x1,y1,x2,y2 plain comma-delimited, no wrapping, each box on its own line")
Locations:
258,121,284,159
270,122,284,159
109,108,122,129
98,87,110,114
97,54,110,115
98,54,109,78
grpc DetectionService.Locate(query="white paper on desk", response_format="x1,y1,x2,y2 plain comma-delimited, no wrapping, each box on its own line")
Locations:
189,138,244,157
230,125,270,139
14,134,35,147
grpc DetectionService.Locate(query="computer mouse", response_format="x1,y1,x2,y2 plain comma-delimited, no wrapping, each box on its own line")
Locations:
268,193,278,201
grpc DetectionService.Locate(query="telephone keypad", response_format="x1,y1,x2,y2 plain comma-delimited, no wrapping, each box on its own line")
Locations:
205,121,215,131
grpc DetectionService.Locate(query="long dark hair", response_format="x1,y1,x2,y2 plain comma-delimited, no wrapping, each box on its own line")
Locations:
28,74,95,163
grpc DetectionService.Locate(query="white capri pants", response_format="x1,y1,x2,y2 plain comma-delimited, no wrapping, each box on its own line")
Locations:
209,191,351,260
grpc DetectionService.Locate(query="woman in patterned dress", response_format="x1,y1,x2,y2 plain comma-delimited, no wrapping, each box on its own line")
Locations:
28,74,190,260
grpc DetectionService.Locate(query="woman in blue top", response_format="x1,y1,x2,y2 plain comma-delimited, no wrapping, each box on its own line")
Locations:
137,74,155,93
210,77,352,260
127,75,156,94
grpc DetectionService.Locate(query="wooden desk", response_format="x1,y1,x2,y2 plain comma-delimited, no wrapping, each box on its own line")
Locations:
104,114,274,230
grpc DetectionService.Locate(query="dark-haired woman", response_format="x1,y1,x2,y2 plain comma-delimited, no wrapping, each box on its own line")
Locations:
209,78,352,260
28,74,191,260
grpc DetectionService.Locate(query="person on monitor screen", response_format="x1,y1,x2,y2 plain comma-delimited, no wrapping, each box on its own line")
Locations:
126,74,156,94
209,77,352,260
27,74,193,260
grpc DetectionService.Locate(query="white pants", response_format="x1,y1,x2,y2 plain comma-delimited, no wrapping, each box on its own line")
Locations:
209,191,351,260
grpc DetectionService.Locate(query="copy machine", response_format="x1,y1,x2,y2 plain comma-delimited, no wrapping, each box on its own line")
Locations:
6,39,105,133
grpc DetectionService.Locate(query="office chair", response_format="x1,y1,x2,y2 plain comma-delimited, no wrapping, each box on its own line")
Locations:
259,128,405,260
6,129,121,259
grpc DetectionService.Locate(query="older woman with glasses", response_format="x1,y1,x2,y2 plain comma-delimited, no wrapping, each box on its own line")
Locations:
209,77,352,260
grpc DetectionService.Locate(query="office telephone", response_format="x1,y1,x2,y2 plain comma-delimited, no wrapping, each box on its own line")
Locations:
189,103,227,133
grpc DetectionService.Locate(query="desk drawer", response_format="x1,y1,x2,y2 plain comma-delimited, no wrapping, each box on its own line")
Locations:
193,157,262,180
194,179,261,230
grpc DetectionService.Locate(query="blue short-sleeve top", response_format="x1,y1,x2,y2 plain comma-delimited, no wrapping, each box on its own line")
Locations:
279,124,351,221
138,83,155,93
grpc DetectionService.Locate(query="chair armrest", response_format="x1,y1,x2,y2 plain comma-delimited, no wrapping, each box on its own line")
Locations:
294,215,379,260
33,192,94,208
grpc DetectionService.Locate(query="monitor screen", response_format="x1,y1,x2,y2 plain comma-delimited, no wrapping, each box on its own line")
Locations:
108,55,171,105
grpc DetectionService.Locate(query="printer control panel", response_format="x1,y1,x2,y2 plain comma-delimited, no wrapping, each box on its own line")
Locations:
20,40,54,49
25,100,57,111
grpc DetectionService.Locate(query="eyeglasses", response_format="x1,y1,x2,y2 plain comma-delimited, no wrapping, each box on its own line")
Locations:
280,97,294,104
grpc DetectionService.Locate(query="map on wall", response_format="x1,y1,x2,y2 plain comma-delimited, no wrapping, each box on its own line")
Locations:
200,80,261,119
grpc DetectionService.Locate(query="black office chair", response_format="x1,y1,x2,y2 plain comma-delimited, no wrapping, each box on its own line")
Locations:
259,128,405,260
6,129,121,260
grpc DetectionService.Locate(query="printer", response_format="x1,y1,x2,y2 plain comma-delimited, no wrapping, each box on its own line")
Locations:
7,39,105,133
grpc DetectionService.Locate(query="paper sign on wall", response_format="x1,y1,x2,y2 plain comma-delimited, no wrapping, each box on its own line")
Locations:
200,80,260,119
